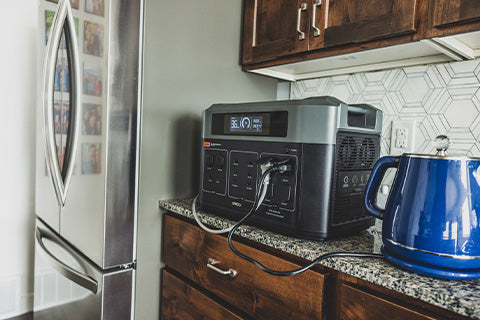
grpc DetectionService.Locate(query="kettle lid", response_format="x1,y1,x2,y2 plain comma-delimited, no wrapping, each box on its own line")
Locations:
406,135,480,160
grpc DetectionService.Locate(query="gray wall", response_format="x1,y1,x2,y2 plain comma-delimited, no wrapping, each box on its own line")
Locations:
137,1,278,318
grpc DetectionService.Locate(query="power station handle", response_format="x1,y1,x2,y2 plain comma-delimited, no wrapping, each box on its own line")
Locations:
364,156,399,219
297,3,307,40
207,258,238,278
348,106,368,114
312,0,321,37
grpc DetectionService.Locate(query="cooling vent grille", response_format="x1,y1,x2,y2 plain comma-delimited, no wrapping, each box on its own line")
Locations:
336,134,378,170
332,132,380,226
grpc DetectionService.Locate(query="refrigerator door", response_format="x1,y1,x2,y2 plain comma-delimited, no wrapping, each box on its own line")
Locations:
60,0,141,269
37,0,142,270
34,219,134,320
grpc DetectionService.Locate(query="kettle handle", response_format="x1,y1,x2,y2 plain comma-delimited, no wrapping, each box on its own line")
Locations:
364,156,399,219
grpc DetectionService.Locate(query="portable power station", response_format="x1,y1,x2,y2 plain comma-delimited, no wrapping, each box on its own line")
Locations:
199,96,382,240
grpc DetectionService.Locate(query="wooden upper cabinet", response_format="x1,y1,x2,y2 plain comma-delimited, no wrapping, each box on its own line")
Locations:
242,0,311,64
323,0,418,47
433,0,480,28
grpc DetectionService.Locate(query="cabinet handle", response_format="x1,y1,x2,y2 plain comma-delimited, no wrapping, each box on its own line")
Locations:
324,0,330,29
296,3,307,40
312,0,321,37
207,258,238,278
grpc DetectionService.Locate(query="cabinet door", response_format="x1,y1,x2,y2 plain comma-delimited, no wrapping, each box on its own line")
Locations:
339,283,437,320
433,0,480,28
242,0,310,64
324,0,417,47
162,270,244,320
309,0,327,50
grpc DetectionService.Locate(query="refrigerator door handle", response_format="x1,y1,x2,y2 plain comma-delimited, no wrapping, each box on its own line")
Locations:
35,226,98,294
43,0,81,207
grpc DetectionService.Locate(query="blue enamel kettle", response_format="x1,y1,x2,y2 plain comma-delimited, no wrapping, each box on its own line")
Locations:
364,136,480,280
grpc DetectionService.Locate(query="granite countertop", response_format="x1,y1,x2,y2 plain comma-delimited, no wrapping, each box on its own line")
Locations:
159,198,480,319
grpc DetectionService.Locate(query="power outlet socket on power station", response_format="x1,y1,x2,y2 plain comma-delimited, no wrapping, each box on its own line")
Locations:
390,120,416,155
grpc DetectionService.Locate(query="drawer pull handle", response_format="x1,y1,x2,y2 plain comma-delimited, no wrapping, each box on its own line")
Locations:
207,258,237,278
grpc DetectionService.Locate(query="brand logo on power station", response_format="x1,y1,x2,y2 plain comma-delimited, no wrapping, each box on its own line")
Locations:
203,141,222,147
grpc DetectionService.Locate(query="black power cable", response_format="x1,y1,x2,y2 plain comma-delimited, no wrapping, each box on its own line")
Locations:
227,163,384,277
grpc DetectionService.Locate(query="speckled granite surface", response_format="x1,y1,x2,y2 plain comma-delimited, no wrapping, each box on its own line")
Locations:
159,198,480,319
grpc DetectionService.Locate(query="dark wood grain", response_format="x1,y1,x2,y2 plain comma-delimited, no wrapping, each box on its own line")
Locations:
324,0,418,47
242,0,310,64
162,270,244,320
433,0,480,28
241,0,480,71
331,272,473,320
162,214,325,320
339,283,437,320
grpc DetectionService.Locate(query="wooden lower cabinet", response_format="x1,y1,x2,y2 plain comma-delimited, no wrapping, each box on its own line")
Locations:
162,214,325,320
162,270,243,320
339,283,436,320
161,213,470,320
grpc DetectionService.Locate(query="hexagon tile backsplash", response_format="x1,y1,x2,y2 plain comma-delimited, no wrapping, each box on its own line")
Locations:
291,59,480,157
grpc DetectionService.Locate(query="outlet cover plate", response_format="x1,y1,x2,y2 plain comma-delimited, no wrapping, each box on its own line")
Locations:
390,120,416,155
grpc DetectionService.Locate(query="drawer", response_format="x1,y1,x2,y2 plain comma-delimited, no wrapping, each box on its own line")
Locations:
163,214,325,320
162,270,244,320
339,283,437,320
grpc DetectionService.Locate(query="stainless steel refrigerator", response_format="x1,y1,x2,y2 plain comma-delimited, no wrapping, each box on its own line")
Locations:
34,0,143,318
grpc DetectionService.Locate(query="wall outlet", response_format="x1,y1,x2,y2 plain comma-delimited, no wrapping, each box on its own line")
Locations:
390,120,416,155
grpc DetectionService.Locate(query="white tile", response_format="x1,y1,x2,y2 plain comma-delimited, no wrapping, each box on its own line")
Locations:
429,114,450,135
469,143,480,157
403,64,429,76
330,83,354,102
399,105,427,117
382,69,404,91
448,86,479,99
469,114,480,140
444,100,478,128
423,88,450,113
399,75,432,105
425,65,447,88
384,92,405,115
449,59,480,75
446,127,475,139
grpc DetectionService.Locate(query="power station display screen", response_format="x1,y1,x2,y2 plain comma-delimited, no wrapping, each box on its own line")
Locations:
211,111,288,137
229,114,266,134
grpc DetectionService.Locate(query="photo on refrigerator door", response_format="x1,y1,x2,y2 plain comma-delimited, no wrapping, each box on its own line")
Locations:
45,10,80,45
62,102,70,134
61,57,70,92
54,101,61,133
82,103,102,135
81,143,101,174
45,10,65,48
47,0,80,9
82,63,102,96
84,21,104,57
45,10,54,44
54,100,70,134
85,0,105,16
